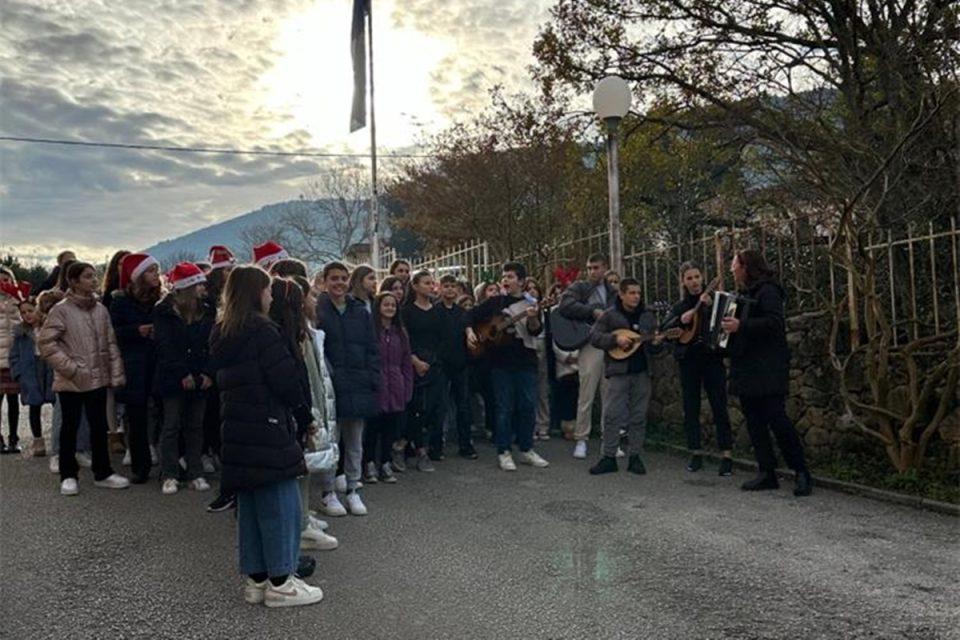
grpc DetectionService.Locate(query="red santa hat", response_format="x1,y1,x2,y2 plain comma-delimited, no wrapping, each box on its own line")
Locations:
120,253,159,289
208,245,235,270
253,241,288,269
166,262,207,290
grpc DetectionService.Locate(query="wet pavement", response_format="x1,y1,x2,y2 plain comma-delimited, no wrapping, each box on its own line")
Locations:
1,436,958,640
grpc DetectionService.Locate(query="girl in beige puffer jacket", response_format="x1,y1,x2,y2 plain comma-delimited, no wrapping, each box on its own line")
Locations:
0,266,24,454
38,261,129,495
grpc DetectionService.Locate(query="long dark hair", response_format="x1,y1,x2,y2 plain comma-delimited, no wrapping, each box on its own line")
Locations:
268,277,306,361
56,259,77,292
102,250,130,298
373,291,407,338
736,249,775,287
218,266,270,339
206,267,230,308
379,275,405,296
403,270,433,307
348,264,376,300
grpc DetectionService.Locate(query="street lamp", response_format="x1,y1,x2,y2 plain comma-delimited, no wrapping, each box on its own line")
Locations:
592,75,632,275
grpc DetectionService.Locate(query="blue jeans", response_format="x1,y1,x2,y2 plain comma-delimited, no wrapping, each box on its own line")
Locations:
236,478,301,578
491,367,536,454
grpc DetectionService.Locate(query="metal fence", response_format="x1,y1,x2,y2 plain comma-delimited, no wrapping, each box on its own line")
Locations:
383,217,959,348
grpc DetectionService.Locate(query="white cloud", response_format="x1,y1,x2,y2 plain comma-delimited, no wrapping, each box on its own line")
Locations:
0,0,551,262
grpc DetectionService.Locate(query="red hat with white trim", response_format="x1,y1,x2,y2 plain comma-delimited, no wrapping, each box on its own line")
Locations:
253,241,288,269
120,253,159,289
166,262,207,290
208,245,235,270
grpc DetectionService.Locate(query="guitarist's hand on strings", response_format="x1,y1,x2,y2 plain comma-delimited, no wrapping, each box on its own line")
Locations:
615,334,634,350
680,309,695,325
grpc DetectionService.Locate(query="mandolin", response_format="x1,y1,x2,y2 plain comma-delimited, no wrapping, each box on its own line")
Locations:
677,275,722,345
607,327,682,360
469,296,555,357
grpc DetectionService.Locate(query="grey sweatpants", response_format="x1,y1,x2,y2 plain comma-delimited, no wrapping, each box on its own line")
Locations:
601,372,651,458
321,418,364,492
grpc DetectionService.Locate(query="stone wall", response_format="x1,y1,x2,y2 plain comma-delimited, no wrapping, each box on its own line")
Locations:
647,310,854,456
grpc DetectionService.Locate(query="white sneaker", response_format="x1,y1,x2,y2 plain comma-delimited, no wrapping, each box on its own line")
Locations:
334,474,346,493
150,445,159,465
122,450,132,466
319,492,347,517
498,452,517,471
573,441,588,459
307,513,329,531
93,473,130,490
345,491,368,516
189,477,211,492
49,454,59,474
60,478,78,496
518,450,549,468
300,525,339,551
363,461,379,484
264,576,323,608
244,578,267,604
616,447,626,458
162,478,179,495
76,452,92,468
201,455,216,474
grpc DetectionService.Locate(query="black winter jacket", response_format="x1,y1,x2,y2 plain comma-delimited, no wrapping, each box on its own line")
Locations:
209,316,311,493
315,294,380,419
152,294,215,398
726,279,790,398
109,290,156,405
589,298,662,377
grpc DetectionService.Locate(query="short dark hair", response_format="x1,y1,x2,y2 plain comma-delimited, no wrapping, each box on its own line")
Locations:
56,250,75,265
587,253,607,266
439,274,458,285
271,258,308,278
619,277,641,293
502,261,526,280
322,261,349,280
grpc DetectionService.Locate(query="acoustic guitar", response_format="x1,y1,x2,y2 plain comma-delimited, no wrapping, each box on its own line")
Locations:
607,327,682,360
676,276,722,345
469,296,556,358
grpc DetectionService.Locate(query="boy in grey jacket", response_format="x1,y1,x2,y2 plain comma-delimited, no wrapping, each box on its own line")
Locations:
587,278,663,475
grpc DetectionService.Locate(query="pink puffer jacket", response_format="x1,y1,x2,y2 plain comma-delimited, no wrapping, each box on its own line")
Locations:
38,293,125,393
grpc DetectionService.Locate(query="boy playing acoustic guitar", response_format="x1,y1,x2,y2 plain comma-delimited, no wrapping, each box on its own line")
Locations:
587,278,665,475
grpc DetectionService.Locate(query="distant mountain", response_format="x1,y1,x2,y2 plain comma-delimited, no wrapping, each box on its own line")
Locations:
142,200,346,267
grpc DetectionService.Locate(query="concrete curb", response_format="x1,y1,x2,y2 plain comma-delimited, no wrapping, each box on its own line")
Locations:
647,440,960,517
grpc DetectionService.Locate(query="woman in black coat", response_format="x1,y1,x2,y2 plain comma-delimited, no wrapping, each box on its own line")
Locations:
110,255,161,483
209,265,322,607
723,250,812,496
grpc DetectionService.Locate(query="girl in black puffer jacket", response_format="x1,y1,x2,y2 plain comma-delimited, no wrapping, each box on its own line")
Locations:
209,266,323,608
153,263,216,495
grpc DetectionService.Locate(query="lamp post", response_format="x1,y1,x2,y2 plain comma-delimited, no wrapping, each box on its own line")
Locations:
592,75,632,275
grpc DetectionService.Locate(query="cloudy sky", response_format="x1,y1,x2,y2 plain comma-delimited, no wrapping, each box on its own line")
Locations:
0,0,552,264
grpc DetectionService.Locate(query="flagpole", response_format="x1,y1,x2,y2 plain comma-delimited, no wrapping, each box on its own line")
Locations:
366,1,380,272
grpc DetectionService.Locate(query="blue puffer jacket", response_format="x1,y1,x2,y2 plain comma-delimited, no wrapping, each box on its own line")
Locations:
315,294,380,420
9,324,55,406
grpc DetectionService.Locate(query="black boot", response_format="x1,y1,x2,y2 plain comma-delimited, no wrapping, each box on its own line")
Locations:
626,455,646,475
793,470,813,497
741,471,779,491
718,457,733,477
686,454,703,472
589,456,618,475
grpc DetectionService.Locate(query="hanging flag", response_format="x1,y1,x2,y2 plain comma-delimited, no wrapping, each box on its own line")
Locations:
350,0,369,132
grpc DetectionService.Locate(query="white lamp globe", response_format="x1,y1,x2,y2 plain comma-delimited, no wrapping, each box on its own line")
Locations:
592,75,632,120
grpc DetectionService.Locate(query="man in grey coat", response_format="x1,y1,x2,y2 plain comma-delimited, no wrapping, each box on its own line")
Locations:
587,278,663,475
557,253,617,460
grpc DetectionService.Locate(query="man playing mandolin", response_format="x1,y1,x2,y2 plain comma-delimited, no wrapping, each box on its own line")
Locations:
670,262,734,476
466,262,550,472
587,278,664,476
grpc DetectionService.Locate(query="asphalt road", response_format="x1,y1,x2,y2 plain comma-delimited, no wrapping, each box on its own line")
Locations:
1,436,958,640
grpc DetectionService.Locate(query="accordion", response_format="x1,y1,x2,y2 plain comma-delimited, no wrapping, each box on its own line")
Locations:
707,291,753,351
